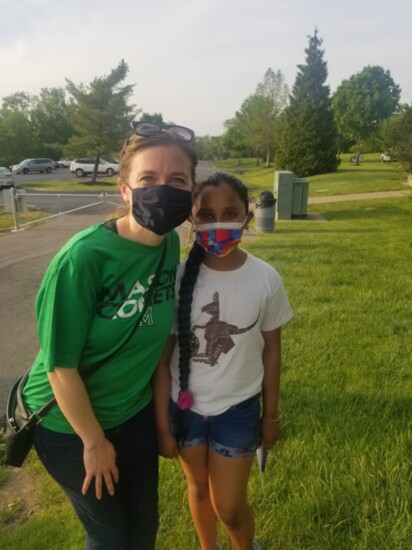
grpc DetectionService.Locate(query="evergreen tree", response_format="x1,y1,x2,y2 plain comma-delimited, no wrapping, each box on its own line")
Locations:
277,29,338,177
65,60,135,183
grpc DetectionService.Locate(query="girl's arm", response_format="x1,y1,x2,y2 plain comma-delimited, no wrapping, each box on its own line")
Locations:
261,327,282,449
152,335,178,459
47,368,119,500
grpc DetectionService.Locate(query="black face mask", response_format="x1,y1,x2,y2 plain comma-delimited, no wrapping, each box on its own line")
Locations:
129,185,192,236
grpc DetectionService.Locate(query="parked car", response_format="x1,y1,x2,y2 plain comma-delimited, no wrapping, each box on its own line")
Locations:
57,159,72,168
70,159,119,177
0,167,15,189
11,158,55,174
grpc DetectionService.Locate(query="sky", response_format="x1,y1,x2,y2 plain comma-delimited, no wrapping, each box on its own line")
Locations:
0,0,411,137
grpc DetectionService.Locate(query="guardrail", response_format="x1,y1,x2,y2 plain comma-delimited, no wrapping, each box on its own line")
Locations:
5,188,122,231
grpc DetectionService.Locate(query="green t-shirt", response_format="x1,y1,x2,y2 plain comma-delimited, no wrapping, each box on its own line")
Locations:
23,222,179,433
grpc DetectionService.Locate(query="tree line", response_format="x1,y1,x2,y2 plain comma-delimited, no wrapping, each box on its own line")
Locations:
199,29,411,177
1,34,412,180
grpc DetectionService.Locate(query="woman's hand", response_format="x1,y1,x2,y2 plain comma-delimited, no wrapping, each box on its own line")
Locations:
157,432,179,459
261,419,282,450
82,436,119,499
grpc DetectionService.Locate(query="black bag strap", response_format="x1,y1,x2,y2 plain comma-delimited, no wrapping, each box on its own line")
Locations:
25,243,167,423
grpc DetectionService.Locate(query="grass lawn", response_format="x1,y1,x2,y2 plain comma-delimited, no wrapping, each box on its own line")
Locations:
0,206,45,234
21,179,118,192
214,153,409,200
1,193,411,549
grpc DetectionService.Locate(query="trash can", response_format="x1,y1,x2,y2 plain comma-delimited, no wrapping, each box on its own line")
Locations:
255,191,276,233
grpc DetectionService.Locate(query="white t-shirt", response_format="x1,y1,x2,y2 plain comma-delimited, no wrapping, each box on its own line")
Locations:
170,251,293,416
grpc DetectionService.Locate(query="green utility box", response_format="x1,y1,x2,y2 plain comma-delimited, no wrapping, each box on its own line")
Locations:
292,178,309,218
274,171,309,219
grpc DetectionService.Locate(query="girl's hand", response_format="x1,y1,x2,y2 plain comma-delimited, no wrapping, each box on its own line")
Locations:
261,419,282,450
157,432,179,459
82,437,119,499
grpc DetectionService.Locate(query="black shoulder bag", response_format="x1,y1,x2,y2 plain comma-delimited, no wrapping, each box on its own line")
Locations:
4,245,166,467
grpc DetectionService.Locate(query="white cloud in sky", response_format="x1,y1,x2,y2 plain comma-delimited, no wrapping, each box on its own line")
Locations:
0,0,410,136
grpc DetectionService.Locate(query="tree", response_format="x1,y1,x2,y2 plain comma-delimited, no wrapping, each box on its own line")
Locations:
195,135,224,160
380,103,412,173
140,112,163,124
255,68,289,167
65,60,135,183
234,93,270,166
276,29,338,177
225,69,288,167
31,87,74,160
0,92,33,166
221,117,249,162
333,66,400,164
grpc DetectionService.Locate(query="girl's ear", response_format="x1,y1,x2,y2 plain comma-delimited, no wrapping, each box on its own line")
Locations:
244,211,254,230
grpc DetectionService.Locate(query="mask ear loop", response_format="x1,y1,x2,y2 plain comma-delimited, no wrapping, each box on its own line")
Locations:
243,212,254,231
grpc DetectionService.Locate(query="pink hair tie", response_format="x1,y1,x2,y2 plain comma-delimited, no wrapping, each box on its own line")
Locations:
177,390,194,410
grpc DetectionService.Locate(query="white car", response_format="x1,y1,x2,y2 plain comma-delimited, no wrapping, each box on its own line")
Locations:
70,159,119,177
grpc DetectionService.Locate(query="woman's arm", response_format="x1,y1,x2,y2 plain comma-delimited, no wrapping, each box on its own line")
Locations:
47,368,119,499
152,335,178,458
261,327,282,449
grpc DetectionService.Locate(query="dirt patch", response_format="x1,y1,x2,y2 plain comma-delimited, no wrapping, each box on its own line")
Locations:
0,466,40,527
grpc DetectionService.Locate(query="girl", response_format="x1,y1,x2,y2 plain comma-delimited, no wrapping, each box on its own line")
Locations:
23,121,197,549
154,172,293,550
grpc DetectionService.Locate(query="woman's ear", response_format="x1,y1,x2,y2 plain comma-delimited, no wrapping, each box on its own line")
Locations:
118,178,129,203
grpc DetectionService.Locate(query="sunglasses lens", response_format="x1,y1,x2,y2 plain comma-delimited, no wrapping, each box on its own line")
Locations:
131,121,194,142
132,122,160,136
168,126,195,142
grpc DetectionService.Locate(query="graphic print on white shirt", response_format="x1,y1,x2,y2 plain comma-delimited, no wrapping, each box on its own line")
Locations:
190,291,259,367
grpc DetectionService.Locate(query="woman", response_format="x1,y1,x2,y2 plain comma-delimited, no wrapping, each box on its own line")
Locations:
23,121,197,549
154,172,293,550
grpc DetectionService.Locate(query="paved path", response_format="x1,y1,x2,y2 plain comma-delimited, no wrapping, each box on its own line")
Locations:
308,189,410,204
0,185,409,421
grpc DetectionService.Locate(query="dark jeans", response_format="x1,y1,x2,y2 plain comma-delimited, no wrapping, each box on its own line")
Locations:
32,401,159,550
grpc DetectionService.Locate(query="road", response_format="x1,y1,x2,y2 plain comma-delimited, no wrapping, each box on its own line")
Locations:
12,167,76,185
3,161,215,215
12,160,214,187
0,161,214,423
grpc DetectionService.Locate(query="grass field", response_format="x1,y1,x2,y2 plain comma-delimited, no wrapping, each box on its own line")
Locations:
214,154,409,200
1,187,411,548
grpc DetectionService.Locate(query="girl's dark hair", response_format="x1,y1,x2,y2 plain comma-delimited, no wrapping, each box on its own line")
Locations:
193,171,249,211
177,171,249,409
177,242,204,399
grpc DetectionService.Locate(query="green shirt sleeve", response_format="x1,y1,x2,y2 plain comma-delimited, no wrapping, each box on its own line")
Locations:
35,245,98,371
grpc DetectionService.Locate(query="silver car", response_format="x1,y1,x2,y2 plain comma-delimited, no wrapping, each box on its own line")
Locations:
0,167,15,189
11,158,55,174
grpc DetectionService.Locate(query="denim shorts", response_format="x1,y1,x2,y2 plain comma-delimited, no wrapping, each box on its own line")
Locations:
169,394,261,458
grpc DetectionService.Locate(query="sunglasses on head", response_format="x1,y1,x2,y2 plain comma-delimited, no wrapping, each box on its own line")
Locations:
130,121,195,143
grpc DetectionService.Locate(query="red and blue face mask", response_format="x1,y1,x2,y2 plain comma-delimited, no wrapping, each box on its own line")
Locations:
193,218,248,257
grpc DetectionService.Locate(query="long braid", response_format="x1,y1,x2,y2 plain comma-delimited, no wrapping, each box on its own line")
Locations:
177,242,204,404
176,171,248,405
